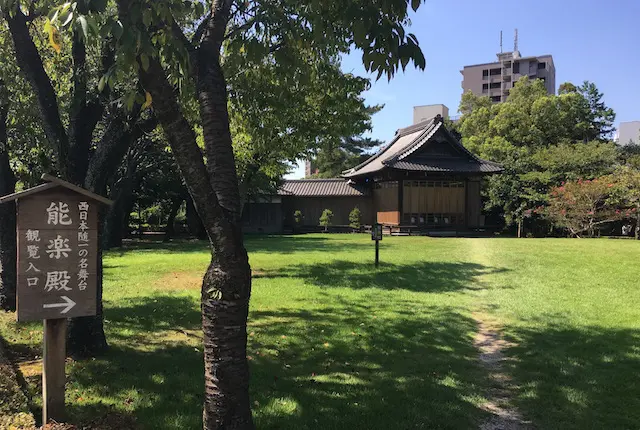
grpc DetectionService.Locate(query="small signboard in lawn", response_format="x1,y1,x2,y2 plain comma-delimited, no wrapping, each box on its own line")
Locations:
371,223,383,241
0,176,111,321
0,174,112,423
372,223,382,267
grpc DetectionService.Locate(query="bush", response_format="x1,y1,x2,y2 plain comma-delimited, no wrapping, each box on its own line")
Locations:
319,209,333,232
349,207,361,231
293,210,303,225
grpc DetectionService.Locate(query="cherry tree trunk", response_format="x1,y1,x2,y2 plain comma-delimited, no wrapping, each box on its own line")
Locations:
0,93,17,311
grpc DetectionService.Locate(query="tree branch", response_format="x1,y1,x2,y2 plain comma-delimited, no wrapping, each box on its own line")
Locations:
192,12,211,45
4,8,69,177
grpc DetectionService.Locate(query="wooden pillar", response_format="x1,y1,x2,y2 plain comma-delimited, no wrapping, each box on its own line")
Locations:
43,318,67,424
464,178,469,229
397,179,404,224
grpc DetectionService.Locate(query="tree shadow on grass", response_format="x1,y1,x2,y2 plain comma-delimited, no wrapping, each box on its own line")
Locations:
245,235,373,254
63,294,491,429
254,260,509,293
504,320,640,429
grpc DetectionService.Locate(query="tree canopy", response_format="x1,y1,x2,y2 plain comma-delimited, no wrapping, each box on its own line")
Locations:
458,77,619,228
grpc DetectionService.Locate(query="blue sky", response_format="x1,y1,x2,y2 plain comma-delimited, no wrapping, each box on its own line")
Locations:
287,0,640,178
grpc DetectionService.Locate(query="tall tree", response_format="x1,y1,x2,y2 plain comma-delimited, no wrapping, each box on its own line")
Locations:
101,0,426,427
0,78,16,311
0,0,148,355
578,81,616,142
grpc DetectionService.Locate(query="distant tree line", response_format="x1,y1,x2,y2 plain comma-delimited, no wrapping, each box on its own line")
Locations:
456,77,640,238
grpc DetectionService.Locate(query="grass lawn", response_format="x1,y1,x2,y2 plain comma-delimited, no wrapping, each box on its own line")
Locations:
0,235,638,429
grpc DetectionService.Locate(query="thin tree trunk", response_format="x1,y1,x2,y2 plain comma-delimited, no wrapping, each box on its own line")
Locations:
0,83,17,311
164,197,183,242
636,211,640,240
138,45,254,428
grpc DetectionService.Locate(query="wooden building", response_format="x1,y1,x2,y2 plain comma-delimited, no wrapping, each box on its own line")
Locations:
243,116,502,233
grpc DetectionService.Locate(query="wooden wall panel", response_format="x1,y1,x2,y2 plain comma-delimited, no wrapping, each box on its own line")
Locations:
373,185,398,213
377,211,400,225
466,180,482,227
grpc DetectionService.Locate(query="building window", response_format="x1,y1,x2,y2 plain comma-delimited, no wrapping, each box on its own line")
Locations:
490,82,500,89
538,61,546,70
482,83,489,90
513,62,520,73
490,68,501,76
482,69,489,77
491,96,501,103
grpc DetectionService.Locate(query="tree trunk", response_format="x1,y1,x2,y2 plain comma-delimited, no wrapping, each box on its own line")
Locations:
104,179,135,249
164,197,183,242
67,208,108,357
197,7,254,424
186,195,207,240
636,210,640,240
0,84,17,311
137,39,254,427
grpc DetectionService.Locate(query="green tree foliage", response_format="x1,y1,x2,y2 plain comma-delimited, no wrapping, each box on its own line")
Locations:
309,136,383,178
610,166,640,239
228,54,382,197
458,77,618,227
544,178,622,238
293,210,303,225
319,209,333,231
349,207,361,230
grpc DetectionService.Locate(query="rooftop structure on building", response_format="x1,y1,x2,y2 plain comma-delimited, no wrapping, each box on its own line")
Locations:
618,121,640,146
413,104,449,124
461,30,555,103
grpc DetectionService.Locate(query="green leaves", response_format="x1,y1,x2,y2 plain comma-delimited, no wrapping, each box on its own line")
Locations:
140,53,150,72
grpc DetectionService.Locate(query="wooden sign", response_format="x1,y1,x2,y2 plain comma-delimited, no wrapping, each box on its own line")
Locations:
16,187,99,321
371,223,383,241
0,175,111,424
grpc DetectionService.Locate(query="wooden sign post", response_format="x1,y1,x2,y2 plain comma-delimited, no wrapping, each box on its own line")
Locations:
0,174,111,424
371,223,382,267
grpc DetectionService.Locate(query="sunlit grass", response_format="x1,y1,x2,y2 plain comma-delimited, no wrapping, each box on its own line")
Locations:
0,234,638,429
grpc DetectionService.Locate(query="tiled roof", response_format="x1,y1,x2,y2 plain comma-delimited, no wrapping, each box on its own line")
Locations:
342,119,438,178
391,159,503,173
342,116,502,178
279,179,369,197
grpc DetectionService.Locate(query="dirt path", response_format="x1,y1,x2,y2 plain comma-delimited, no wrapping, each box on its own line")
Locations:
466,239,531,430
473,314,531,430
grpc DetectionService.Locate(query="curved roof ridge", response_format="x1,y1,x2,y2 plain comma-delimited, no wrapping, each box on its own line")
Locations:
341,118,435,177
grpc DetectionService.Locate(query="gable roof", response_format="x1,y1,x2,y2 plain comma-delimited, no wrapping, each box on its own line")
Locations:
279,179,369,197
0,174,113,205
342,116,502,178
